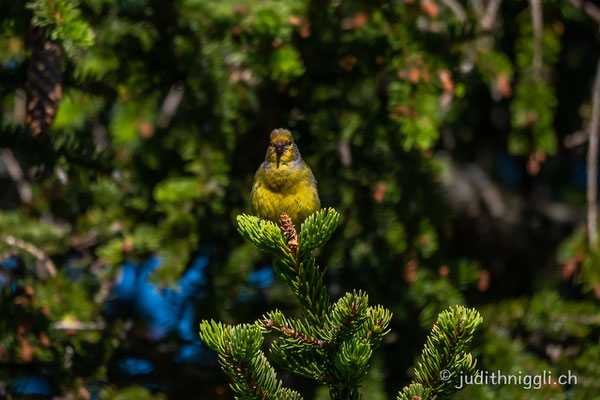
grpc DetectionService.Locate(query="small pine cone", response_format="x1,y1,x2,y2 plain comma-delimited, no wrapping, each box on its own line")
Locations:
287,236,299,256
279,213,297,239
279,213,299,256
262,319,274,329
25,26,63,137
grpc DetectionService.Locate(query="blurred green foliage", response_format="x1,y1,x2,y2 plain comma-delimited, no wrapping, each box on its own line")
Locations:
1,0,599,398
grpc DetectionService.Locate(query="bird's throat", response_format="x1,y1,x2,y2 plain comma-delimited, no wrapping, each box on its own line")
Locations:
262,163,300,191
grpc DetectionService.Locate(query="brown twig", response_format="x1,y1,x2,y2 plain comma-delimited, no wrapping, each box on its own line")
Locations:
52,320,106,330
0,149,32,203
479,0,502,30
529,0,543,77
587,58,600,249
564,129,589,148
157,82,185,128
0,234,56,278
261,319,324,348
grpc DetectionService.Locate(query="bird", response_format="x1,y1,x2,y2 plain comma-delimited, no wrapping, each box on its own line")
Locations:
251,128,320,225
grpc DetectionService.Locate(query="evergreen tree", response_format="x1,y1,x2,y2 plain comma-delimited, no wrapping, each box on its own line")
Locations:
200,209,482,399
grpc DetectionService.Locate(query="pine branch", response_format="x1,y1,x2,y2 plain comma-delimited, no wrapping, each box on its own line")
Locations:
298,208,340,256
323,291,370,342
237,210,337,326
360,305,393,349
397,306,483,400
274,256,331,326
199,320,303,400
258,310,325,349
214,211,477,400
397,383,427,400
257,310,336,385
236,215,293,261
26,0,94,54
328,336,372,399
269,338,332,384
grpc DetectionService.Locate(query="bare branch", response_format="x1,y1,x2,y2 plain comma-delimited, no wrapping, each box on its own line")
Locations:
587,58,600,249
479,0,502,30
564,129,589,148
93,123,109,151
473,0,485,17
0,234,56,278
53,320,106,330
439,153,581,225
13,88,26,124
441,0,467,23
0,149,32,203
157,82,185,128
565,0,600,25
529,0,543,76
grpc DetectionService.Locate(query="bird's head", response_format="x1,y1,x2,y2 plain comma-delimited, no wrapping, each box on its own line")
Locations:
266,128,300,168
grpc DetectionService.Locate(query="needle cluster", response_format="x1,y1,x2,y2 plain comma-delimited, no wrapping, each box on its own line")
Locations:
200,209,482,400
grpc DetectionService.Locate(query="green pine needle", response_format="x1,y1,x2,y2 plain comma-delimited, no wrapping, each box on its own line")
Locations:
26,0,94,53
397,306,483,400
299,208,340,255
205,212,480,400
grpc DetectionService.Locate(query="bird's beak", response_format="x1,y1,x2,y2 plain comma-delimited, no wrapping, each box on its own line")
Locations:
274,143,285,168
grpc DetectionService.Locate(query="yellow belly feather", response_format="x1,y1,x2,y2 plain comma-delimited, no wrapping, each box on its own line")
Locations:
251,163,320,225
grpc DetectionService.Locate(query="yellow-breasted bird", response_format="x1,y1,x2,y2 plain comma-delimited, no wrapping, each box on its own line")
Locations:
251,129,320,225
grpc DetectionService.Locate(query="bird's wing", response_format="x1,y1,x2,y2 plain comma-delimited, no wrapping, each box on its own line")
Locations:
302,161,321,209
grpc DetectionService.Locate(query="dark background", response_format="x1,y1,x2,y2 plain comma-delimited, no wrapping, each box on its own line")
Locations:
0,0,599,398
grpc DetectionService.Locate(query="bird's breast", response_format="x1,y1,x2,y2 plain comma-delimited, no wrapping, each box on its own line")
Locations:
260,165,305,192
251,161,320,224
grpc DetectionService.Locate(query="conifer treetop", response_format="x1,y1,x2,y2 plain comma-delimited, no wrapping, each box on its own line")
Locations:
201,209,482,400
